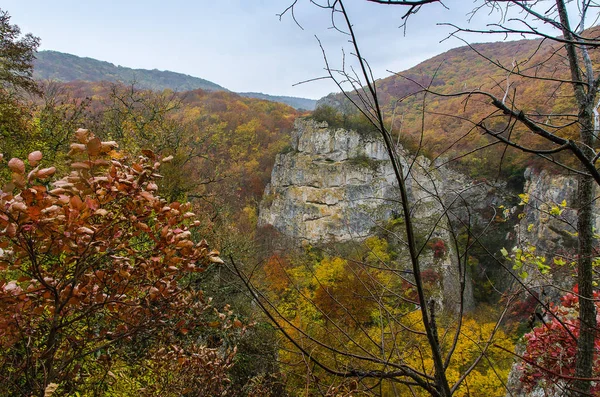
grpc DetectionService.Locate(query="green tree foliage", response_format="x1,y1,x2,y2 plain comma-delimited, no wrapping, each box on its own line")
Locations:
33,50,226,92
310,104,376,136
0,8,39,94
0,8,41,180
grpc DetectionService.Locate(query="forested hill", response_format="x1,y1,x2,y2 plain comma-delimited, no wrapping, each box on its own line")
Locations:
33,50,317,110
317,29,600,178
34,50,227,92
238,92,317,111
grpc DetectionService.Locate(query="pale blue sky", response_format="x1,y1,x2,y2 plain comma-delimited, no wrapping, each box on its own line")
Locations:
1,1,559,99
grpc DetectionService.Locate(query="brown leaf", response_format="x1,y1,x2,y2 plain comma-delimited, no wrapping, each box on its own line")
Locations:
87,137,102,157
27,205,42,220
12,172,25,188
132,163,143,172
8,158,25,174
68,143,86,156
10,202,27,213
139,191,155,202
176,240,194,249
75,128,90,143
91,159,110,167
94,208,108,216
5,223,16,238
85,197,99,210
100,141,118,153
209,256,225,264
70,195,83,209
77,227,95,235
27,166,40,182
28,151,43,166
141,149,156,159
71,162,90,170
37,167,56,179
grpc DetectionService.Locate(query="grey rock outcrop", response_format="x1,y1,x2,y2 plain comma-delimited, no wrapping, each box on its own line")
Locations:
259,118,508,245
258,118,510,311
516,168,600,253
259,118,600,395
259,119,398,242
510,168,600,296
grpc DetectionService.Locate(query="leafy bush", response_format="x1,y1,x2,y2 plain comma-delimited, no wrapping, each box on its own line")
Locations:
519,286,600,394
0,130,240,396
310,104,377,136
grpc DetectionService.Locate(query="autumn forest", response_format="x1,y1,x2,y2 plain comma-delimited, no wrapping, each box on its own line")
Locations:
2,1,600,396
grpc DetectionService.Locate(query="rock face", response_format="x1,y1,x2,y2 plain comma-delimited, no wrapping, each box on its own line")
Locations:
259,118,508,244
258,118,510,311
504,168,600,397
259,119,398,242
511,168,600,296
259,118,600,395
517,168,600,252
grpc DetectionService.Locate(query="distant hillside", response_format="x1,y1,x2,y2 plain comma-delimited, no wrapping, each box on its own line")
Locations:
33,50,317,110
239,92,316,110
34,50,227,92
317,32,600,178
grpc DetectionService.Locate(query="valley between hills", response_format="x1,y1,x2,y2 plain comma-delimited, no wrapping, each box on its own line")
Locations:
1,4,600,396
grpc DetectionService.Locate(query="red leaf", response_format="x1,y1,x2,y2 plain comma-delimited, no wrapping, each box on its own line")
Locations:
85,197,99,211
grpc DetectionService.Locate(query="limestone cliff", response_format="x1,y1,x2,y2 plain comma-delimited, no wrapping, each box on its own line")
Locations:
259,118,599,395
258,118,398,242
510,167,600,297
516,168,600,253
258,118,509,310
259,118,507,244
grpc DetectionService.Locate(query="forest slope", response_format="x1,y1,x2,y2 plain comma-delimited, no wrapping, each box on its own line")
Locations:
34,50,317,110
319,29,600,179
34,50,227,92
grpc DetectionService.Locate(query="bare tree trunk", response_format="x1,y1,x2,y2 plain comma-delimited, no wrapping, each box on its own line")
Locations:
572,116,596,397
555,1,597,393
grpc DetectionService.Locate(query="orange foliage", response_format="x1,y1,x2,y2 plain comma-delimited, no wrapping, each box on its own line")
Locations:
328,33,599,178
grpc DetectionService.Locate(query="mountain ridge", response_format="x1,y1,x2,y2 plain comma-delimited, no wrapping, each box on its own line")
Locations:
33,50,317,110
315,31,600,178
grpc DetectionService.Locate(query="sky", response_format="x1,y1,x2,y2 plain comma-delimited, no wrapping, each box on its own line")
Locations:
0,1,554,100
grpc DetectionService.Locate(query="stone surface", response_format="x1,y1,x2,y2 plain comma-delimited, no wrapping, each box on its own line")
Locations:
258,118,513,311
516,168,600,252
259,118,508,244
259,119,399,242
